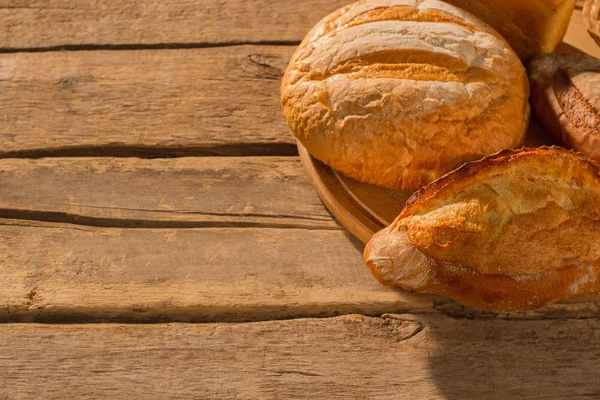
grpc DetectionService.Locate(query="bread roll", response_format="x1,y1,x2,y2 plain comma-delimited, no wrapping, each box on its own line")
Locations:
364,147,600,311
447,0,577,60
281,0,529,190
529,54,600,163
584,0,600,47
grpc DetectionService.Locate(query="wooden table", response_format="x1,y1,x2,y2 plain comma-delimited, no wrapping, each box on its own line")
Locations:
1,1,600,398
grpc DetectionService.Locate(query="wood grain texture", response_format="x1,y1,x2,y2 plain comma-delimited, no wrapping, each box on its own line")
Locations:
0,157,338,229
0,1,592,53
0,219,435,322
0,0,349,49
1,314,600,399
0,46,296,156
1,218,600,322
0,14,596,157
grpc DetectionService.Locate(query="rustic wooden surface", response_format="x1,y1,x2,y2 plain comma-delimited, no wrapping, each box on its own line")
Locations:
4,218,600,323
2,314,600,399
1,1,599,398
0,19,597,158
0,0,349,49
0,0,590,50
1,156,599,322
0,157,337,229
0,47,296,157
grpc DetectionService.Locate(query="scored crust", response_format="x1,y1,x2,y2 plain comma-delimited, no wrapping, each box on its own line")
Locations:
364,147,600,311
528,54,600,163
281,0,529,190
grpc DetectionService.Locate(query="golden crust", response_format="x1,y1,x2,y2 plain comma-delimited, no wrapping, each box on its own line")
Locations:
281,0,529,190
364,147,600,311
528,54,600,163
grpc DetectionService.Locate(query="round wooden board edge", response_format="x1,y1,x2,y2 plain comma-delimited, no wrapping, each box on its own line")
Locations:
297,141,385,245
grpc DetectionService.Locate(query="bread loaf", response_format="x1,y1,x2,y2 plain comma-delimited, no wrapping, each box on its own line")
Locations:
446,0,577,60
529,54,600,163
364,147,600,311
584,0,600,47
282,0,529,190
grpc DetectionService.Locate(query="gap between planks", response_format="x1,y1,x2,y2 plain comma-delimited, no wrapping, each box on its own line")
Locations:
0,40,302,54
0,144,299,159
0,156,338,230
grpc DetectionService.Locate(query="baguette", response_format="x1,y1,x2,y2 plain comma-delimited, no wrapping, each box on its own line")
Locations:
364,147,600,311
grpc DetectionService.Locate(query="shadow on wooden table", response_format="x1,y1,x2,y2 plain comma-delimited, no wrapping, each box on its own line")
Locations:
423,314,600,399
342,229,367,254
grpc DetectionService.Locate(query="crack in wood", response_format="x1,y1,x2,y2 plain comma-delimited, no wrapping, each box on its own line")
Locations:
0,6,88,11
0,305,422,324
0,208,342,230
3,298,600,324
39,203,334,223
0,144,299,158
0,41,301,54
266,370,324,377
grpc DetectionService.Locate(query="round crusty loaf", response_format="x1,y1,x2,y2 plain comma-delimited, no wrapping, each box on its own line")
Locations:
281,0,530,190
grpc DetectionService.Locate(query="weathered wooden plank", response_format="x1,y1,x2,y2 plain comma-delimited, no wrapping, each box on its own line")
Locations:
0,220,430,322
0,17,597,156
0,1,594,55
0,157,338,229
1,314,599,399
0,156,597,322
1,218,600,322
0,0,348,49
0,46,296,156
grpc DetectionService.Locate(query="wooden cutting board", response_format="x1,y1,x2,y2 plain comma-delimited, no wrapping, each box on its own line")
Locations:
298,8,600,244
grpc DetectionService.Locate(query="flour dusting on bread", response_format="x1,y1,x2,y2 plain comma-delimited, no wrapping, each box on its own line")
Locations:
282,0,529,190
365,147,600,311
